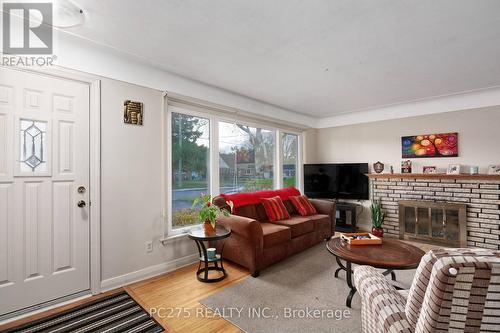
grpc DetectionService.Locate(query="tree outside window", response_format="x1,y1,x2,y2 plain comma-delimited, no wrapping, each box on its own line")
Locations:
171,112,210,228
219,122,275,194
282,133,298,188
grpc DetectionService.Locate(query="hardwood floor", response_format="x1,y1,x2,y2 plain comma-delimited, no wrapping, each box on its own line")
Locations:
124,262,249,333
0,237,435,333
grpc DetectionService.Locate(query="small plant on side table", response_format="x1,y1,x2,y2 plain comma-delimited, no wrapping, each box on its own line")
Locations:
192,194,230,234
370,199,386,237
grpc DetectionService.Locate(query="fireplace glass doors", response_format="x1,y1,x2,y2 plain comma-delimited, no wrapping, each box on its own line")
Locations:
399,200,466,247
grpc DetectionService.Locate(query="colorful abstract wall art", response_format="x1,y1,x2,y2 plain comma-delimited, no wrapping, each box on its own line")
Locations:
402,133,458,158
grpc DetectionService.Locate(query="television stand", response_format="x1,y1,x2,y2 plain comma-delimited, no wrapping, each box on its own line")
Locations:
335,202,361,233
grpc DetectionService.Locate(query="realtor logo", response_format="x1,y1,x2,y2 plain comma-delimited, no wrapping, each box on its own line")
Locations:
2,2,53,54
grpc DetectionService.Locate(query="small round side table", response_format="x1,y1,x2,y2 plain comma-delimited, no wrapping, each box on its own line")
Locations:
188,225,231,283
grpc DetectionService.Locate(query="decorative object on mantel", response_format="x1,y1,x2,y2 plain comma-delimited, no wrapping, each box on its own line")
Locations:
488,165,500,175
370,200,386,237
123,100,143,125
366,173,500,180
423,166,437,174
402,132,458,158
390,165,394,174
447,164,461,175
373,161,384,173
470,166,479,175
401,160,412,173
192,193,230,234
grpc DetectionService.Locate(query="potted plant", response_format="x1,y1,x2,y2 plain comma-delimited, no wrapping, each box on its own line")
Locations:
192,194,230,234
370,200,386,237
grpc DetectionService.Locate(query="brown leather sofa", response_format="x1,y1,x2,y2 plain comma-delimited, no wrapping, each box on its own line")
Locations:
213,190,336,277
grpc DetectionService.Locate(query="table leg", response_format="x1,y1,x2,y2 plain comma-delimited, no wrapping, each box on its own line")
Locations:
335,256,348,278
219,238,227,273
382,269,397,281
345,261,356,308
199,240,209,281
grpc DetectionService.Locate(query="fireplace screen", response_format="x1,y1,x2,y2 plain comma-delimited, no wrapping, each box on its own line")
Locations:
399,200,466,247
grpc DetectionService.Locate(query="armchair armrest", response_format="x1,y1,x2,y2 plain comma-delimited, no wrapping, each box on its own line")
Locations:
354,266,411,333
309,199,336,218
216,214,263,250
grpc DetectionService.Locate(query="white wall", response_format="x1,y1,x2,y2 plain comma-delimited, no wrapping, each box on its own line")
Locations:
303,129,318,164
313,107,500,229
100,79,197,287
53,32,314,128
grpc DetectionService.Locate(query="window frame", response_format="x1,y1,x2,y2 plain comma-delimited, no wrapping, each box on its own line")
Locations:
165,104,304,237
166,105,213,236
280,132,301,191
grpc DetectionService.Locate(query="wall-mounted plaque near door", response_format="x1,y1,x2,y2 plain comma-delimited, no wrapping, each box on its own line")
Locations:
124,100,143,125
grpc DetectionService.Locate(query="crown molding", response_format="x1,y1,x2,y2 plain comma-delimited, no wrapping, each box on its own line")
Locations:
315,86,500,128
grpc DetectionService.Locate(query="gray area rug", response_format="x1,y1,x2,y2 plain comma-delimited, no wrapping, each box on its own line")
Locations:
200,242,416,333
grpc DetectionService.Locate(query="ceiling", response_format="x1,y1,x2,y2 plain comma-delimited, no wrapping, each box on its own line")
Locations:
65,0,500,118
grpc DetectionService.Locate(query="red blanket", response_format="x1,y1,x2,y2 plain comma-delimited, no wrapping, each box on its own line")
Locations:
221,187,301,209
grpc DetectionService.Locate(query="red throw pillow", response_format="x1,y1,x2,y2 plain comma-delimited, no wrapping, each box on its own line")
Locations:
260,196,290,222
290,195,317,216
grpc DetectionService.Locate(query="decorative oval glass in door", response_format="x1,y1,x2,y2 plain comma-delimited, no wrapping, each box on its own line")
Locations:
20,119,47,173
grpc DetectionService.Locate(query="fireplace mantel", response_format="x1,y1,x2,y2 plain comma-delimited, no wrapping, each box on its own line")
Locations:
366,173,500,181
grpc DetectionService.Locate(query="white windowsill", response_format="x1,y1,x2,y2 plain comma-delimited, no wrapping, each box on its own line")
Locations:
160,232,189,245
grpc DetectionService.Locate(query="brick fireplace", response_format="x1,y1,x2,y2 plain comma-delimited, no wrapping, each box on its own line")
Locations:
368,174,500,250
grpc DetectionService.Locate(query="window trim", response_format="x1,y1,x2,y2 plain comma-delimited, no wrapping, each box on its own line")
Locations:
164,104,304,237
280,131,302,192
167,106,213,236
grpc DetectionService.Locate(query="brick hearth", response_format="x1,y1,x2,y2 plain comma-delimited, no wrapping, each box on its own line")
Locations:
370,177,500,250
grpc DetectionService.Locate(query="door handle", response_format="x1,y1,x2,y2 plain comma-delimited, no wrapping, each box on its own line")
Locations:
77,200,86,208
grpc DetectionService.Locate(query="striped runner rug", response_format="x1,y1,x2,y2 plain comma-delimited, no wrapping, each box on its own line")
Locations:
3,291,164,333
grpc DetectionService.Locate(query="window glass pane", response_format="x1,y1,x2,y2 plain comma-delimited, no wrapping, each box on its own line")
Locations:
171,112,210,229
20,119,47,172
282,133,298,187
219,122,275,193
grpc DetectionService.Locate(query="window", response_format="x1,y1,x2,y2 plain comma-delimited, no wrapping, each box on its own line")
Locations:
219,122,275,194
166,103,303,235
171,112,210,229
282,133,298,187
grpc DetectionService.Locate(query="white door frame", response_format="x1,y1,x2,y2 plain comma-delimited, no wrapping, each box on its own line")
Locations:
2,65,102,295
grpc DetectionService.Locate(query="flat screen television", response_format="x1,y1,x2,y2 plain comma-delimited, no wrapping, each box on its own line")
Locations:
304,163,369,200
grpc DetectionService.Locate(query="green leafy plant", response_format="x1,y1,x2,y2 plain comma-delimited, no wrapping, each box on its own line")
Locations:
370,200,386,229
192,193,230,228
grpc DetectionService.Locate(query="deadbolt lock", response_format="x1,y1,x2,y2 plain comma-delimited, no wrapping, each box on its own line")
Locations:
77,186,86,194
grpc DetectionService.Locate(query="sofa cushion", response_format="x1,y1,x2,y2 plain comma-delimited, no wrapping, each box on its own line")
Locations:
307,214,331,231
290,195,317,216
283,200,298,215
261,222,291,249
270,215,314,238
261,196,290,221
233,204,259,220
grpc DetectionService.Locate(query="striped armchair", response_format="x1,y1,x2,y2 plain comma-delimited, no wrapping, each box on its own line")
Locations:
354,248,500,333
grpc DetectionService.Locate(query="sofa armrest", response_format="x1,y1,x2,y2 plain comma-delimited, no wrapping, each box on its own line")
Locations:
309,199,336,218
354,266,411,333
216,214,263,250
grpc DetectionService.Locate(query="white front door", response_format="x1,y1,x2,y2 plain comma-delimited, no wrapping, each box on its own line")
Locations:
0,68,90,315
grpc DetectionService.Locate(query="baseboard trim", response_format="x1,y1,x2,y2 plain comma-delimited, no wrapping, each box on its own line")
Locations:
101,253,199,292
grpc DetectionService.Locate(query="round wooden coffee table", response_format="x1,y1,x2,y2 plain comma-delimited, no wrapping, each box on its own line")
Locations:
326,237,425,308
